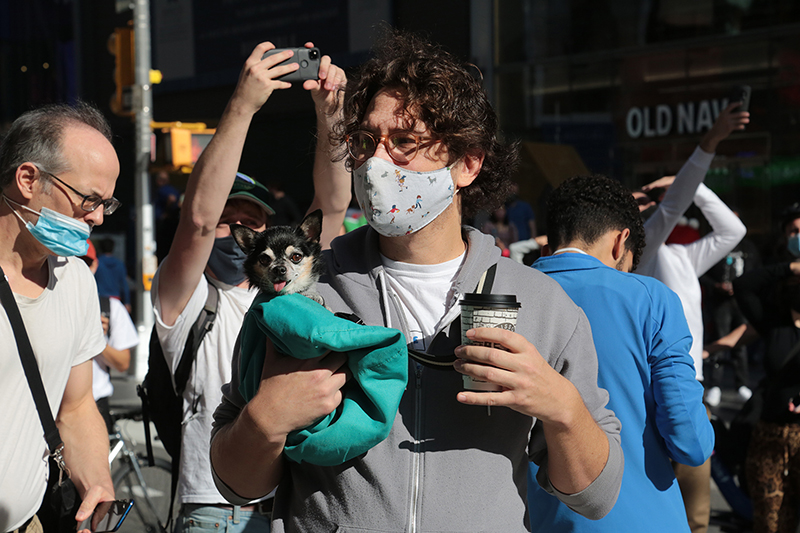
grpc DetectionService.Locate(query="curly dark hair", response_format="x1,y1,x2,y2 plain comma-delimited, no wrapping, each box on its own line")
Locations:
547,175,646,271
331,28,518,218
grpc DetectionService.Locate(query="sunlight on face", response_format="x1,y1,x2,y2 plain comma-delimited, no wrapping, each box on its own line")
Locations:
216,199,269,238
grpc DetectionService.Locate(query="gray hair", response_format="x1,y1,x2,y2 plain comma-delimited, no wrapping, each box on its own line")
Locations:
0,101,112,190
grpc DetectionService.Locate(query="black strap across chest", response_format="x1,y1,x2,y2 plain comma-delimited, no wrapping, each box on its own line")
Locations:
407,263,498,370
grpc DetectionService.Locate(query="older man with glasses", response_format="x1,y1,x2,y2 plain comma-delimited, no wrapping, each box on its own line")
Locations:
0,101,120,533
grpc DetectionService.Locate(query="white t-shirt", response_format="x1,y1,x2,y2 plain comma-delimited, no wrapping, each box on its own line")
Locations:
381,253,465,350
0,256,106,532
92,297,139,401
152,269,257,504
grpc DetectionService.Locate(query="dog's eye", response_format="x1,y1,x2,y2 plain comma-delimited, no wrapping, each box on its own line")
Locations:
258,256,271,266
290,252,303,263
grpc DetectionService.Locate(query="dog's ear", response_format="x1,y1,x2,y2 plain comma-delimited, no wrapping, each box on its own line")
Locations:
298,209,323,243
229,223,259,253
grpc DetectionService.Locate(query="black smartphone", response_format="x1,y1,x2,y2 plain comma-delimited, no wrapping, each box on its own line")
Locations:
728,85,751,112
261,47,321,82
646,187,665,203
78,500,134,532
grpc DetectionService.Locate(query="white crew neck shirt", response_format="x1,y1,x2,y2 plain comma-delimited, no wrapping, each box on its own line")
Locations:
381,252,465,351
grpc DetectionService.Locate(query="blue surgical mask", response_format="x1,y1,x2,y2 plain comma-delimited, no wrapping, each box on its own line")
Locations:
208,236,247,286
788,235,800,258
4,196,90,257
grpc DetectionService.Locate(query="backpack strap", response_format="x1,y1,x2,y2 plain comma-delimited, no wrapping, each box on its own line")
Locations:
474,263,497,294
99,296,111,338
173,275,220,395
99,296,111,317
165,274,219,532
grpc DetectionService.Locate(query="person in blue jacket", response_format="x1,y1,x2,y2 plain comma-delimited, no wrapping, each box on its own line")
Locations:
529,174,714,532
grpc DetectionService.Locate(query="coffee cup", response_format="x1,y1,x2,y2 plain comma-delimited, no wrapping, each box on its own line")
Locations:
459,293,521,391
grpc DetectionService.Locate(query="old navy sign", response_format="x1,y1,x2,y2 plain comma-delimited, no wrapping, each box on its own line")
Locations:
626,99,729,139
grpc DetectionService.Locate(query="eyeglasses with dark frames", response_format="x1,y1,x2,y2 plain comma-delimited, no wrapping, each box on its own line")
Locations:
345,130,441,164
40,170,121,215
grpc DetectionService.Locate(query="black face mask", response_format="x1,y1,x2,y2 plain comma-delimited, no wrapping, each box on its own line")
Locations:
207,236,247,286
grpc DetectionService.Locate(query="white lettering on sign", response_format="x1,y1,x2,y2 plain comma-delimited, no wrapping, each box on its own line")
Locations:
643,106,656,137
626,99,729,139
626,107,643,138
697,100,713,132
656,105,672,136
678,102,694,134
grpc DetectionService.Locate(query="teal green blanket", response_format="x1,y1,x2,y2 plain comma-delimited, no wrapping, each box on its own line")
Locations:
238,293,408,466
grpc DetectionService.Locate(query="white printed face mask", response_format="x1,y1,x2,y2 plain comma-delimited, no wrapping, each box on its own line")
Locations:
353,157,456,237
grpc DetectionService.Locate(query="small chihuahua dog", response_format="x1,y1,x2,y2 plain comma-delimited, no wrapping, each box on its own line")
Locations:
230,209,326,306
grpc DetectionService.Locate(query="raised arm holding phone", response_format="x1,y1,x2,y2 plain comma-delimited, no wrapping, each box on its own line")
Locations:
151,41,348,532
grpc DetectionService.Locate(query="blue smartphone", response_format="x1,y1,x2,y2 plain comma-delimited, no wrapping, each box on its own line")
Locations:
78,499,134,532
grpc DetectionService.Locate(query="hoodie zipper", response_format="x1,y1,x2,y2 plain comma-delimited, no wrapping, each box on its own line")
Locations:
408,363,424,533
383,288,423,533
385,278,471,533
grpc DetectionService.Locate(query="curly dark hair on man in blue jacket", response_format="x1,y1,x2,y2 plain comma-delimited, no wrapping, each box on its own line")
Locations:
547,174,646,271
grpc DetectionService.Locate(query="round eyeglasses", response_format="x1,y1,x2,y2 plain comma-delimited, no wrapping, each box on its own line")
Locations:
345,130,440,164
42,170,121,215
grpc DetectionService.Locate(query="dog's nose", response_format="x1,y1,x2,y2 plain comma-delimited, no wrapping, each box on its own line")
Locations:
273,265,287,276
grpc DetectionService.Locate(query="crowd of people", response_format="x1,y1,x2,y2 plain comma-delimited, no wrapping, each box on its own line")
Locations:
1,26,799,533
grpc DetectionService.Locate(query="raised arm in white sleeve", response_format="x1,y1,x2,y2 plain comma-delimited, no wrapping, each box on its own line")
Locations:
638,147,714,270
637,101,750,272
684,183,747,278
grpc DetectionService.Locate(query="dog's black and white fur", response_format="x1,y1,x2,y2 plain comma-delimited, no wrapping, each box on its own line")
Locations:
230,209,326,307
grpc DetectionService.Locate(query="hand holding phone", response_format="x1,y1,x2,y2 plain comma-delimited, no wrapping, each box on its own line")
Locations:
78,500,134,533
261,47,321,82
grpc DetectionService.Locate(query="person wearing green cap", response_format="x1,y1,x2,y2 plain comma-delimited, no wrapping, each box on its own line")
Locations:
151,41,349,532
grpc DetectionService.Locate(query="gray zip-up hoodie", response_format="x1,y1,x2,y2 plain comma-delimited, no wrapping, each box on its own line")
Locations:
212,226,623,533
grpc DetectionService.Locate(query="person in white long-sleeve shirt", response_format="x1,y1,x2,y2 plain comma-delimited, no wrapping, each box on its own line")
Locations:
636,180,747,380
633,101,749,533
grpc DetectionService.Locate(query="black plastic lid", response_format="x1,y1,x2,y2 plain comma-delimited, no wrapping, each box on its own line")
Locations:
459,293,520,308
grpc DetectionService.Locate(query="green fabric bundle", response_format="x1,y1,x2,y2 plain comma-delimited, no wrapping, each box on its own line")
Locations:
238,292,408,466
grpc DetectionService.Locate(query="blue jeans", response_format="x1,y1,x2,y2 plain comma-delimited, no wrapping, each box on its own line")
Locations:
175,504,271,533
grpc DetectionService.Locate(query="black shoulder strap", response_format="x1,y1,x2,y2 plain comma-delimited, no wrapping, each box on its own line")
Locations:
407,263,498,369
0,265,69,477
173,275,220,394
100,296,111,337
99,296,111,317
474,263,497,294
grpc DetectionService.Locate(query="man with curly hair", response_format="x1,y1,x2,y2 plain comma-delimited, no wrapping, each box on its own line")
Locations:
527,174,714,532
210,30,624,532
